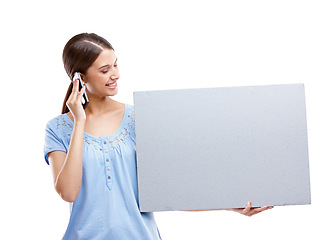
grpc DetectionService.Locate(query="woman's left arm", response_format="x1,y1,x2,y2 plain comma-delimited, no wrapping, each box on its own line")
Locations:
185,201,273,217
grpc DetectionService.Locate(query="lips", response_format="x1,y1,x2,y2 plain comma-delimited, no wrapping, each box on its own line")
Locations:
105,81,117,89
105,81,116,86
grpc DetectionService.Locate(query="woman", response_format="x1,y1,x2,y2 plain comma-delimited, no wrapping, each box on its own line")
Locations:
44,33,272,240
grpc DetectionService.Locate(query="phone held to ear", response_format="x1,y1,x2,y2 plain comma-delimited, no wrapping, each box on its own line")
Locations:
73,72,89,109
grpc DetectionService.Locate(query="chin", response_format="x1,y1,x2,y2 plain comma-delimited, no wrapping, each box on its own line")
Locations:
108,89,119,96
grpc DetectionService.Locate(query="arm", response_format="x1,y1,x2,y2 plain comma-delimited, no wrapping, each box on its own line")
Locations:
49,79,86,203
185,201,273,217
49,120,85,202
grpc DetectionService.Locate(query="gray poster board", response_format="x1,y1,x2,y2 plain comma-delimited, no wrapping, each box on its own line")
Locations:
133,84,311,212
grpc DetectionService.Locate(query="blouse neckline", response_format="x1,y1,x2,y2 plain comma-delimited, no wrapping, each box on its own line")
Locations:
64,103,128,141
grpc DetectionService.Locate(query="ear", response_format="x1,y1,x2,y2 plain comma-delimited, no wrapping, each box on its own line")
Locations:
80,73,87,84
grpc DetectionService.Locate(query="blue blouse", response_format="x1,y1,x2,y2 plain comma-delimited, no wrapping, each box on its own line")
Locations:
44,103,162,240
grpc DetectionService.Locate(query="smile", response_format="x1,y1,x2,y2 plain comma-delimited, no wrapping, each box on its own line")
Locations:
106,82,117,89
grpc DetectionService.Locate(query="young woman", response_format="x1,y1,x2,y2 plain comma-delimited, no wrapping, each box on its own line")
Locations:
44,33,272,240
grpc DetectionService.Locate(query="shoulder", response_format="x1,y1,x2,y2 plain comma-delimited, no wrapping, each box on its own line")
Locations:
125,104,136,129
125,104,135,120
123,104,136,139
45,114,74,135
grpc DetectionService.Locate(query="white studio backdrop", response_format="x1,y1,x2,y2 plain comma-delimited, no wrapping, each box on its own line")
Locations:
0,0,329,239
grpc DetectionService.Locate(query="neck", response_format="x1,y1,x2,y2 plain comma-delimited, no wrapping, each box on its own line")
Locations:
84,94,118,115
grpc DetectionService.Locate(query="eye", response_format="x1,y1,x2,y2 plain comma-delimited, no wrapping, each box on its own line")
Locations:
101,69,109,74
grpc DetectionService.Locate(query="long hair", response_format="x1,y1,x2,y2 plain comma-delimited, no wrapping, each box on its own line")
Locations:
61,33,114,114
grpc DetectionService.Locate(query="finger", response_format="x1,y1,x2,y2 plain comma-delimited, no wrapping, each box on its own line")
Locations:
72,78,79,95
248,206,273,216
259,206,274,212
77,85,86,99
242,201,252,214
67,80,82,108
258,206,274,211
252,207,268,215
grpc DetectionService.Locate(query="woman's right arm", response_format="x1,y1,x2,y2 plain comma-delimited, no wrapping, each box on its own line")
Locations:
48,79,86,203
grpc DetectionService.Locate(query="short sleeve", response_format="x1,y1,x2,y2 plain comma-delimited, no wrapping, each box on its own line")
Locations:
44,119,67,165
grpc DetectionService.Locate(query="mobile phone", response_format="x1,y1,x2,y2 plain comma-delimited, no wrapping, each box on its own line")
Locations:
73,72,89,109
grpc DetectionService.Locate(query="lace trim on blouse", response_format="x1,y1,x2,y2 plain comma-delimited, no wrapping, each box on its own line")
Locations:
54,105,135,151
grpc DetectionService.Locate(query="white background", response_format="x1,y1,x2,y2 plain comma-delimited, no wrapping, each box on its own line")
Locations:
1,0,329,239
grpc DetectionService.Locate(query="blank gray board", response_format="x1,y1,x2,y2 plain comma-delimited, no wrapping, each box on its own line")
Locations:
133,84,311,212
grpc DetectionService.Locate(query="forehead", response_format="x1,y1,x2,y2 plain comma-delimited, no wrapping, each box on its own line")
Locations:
92,49,116,67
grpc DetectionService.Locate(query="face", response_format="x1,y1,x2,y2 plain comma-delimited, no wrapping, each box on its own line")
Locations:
82,49,120,98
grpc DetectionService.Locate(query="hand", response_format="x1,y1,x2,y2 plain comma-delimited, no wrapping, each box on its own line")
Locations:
66,79,86,122
231,201,273,217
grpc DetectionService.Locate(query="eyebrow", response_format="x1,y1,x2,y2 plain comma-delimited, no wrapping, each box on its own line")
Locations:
98,58,118,70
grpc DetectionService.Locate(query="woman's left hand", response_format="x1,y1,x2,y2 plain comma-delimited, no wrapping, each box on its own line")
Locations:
231,201,273,217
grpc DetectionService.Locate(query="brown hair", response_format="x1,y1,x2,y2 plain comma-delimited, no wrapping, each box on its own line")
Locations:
61,33,114,114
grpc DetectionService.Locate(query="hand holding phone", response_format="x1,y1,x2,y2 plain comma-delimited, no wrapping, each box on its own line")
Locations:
73,72,89,109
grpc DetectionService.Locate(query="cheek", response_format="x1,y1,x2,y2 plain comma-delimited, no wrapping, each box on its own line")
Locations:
86,75,109,92
97,74,109,82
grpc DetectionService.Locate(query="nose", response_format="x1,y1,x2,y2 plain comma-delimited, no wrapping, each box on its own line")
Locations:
110,68,120,81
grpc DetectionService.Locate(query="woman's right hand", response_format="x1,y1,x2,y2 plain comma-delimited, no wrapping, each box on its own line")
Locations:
66,79,86,122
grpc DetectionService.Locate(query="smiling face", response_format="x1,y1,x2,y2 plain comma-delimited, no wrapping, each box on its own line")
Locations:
81,49,119,98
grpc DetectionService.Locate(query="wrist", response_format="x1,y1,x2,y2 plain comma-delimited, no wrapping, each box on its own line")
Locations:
74,118,86,126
